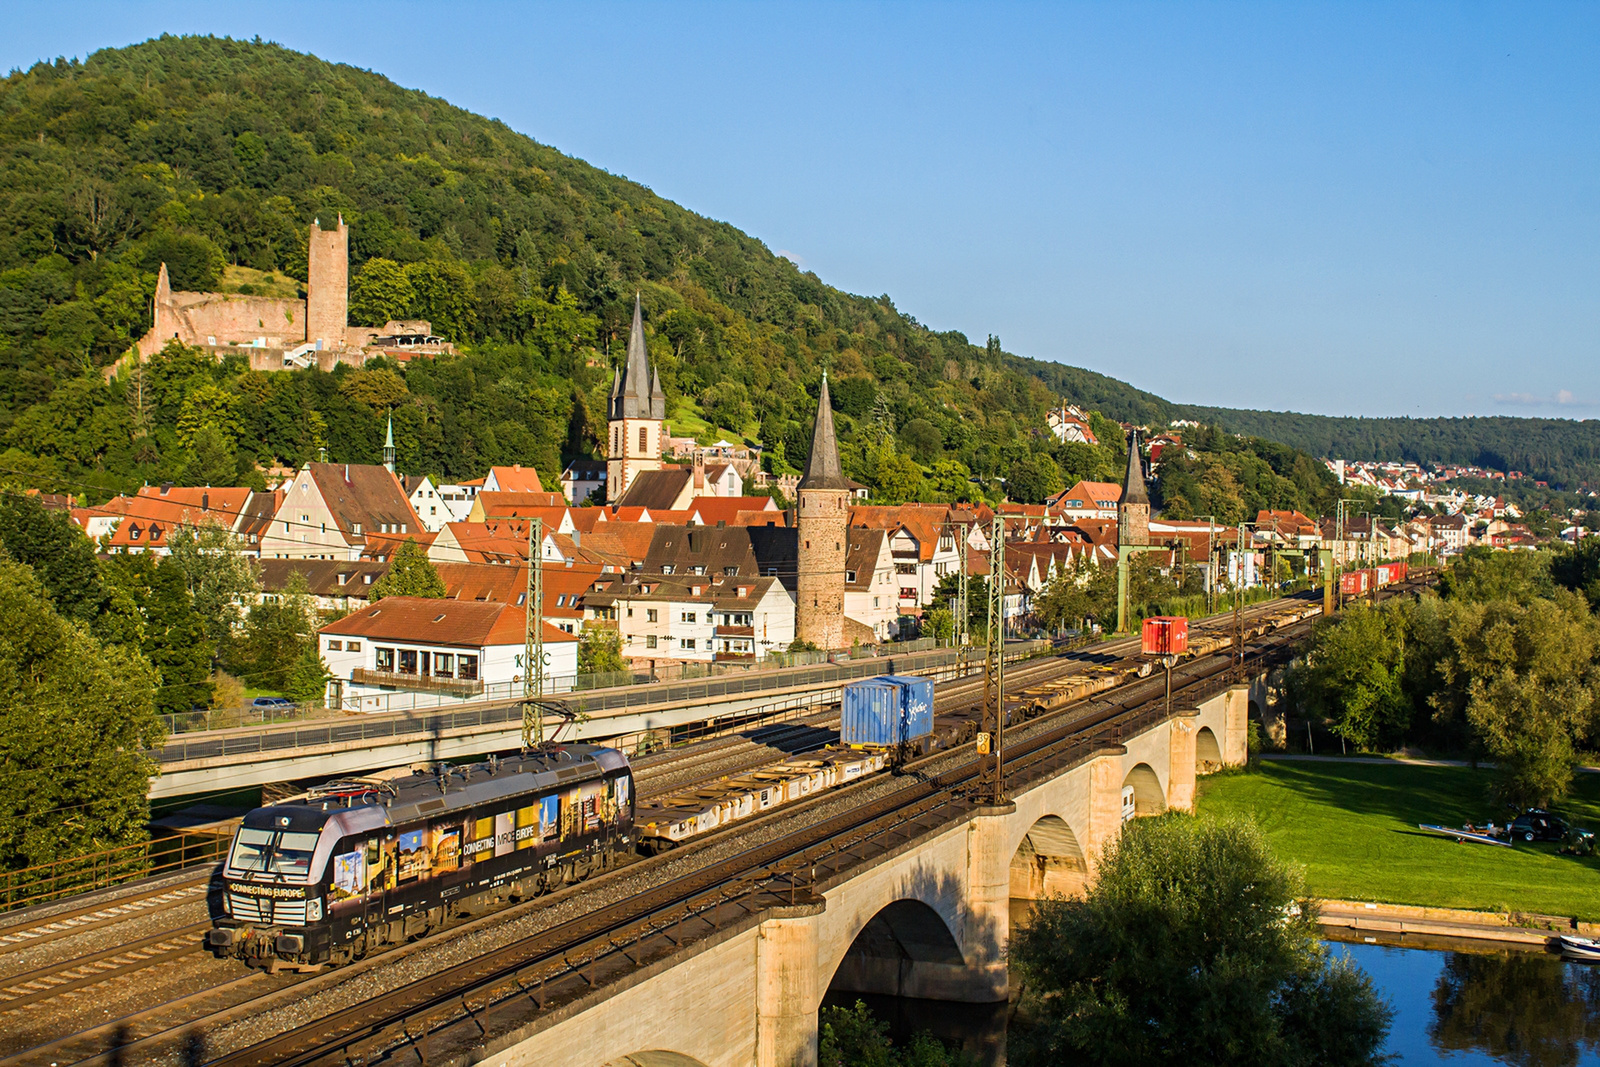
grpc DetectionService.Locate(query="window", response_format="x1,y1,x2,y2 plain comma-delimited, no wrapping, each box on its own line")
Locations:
846,570,857,583
458,655,479,680
647,609,658,623
398,649,418,674
327,640,343,651
352,523,362,535
682,612,697,623
375,647,395,671
646,635,658,649
682,638,696,650
347,641,361,652
435,653,455,678
612,427,619,455
895,563,916,575
364,574,374,585
723,566,739,576
873,596,880,608
129,524,141,541
689,565,706,575
660,565,675,574
900,587,917,600
639,426,649,452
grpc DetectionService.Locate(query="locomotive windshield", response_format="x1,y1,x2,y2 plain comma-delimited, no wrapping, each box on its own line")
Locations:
228,828,322,880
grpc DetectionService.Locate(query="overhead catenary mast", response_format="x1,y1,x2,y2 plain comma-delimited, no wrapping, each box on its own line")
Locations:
522,517,544,750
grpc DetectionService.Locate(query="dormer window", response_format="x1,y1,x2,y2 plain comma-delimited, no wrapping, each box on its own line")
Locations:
352,523,362,535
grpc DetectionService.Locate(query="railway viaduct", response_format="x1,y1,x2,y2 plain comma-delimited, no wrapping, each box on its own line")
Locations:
477,684,1248,1067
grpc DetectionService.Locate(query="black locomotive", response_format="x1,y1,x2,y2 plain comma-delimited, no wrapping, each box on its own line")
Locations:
208,745,634,969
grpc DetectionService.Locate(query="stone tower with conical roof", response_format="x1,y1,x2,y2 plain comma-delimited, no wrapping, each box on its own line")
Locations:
796,372,852,650
606,294,667,502
1118,429,1150,548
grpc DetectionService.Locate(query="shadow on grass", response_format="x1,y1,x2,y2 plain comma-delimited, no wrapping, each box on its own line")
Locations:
1243,760,1600,876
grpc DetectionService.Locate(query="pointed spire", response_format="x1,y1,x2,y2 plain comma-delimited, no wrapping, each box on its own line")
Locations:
383,411,397,474
611,293,658,420
1122,429,1149,506
800,372,849,491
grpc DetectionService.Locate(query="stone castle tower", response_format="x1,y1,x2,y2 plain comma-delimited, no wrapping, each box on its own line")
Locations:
1118,428,1151,549
606,295,667,502
306,216,349,350
795,372,852,650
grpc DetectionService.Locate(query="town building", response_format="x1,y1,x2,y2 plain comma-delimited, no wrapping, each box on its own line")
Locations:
258,463,424,560
318,597,577,713
1117,430,1151,549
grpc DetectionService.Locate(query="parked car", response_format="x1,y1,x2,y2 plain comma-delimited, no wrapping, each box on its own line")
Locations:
1509,809,1568,842
250,696,293,710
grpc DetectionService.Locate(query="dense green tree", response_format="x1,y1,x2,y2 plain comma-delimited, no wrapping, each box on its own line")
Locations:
226,573,319,690
1433,591,1600,807
1009,813,1392,1066
1032,555,1113,633
0,491,107,624
1007,454,1064,504
1287,603,1411,751
818,1001,969,1067
102,555,215,715
165,524,260,648
348,257,415,327
0,559,162,869
368,539,445,600
578,628,626,675
284,645,330,704
1440,547,1553,605
181,424,240,487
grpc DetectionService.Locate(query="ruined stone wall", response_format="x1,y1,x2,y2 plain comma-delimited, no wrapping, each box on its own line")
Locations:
139,291,306,357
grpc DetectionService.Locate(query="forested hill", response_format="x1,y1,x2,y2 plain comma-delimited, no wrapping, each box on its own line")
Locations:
1174,408,1600,489
0,34,1174,503
0,35,1587,507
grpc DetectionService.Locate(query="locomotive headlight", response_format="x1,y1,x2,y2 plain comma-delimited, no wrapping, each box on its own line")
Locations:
306,897,323,922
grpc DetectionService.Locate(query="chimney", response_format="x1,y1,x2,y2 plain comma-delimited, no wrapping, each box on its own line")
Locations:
201,492,209,512
344,464,351,483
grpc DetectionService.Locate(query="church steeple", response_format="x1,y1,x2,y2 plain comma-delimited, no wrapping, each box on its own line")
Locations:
610,294,666,421
604,293,666,503
383,412,397,474
1122,428,1149,506
1118,428,1150,547
799,371,849,491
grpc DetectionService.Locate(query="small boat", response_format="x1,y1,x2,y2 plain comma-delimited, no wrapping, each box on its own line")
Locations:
1417,824,1512,847
1556,935,1600,962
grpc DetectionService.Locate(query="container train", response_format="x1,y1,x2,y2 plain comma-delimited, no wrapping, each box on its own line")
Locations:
208,745,634,970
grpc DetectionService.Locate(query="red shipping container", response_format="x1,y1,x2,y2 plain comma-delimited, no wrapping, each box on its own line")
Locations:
1142,615,1189,656
1340,571,1369,596
1394,561,1407,583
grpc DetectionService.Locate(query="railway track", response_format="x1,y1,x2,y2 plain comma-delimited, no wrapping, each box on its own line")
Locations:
201,605,1345,1066
0,580,1425,1065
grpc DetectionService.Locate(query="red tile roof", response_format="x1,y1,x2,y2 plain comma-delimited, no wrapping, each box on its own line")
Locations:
485,464,546,493
321,596,575,647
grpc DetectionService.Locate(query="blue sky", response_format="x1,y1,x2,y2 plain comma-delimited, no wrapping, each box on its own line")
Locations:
7,3,1598,419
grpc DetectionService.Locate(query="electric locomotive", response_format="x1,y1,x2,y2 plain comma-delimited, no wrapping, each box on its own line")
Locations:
208,745,634,969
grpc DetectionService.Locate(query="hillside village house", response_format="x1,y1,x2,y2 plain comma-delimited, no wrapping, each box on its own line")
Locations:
586,573,795,665
1050,480,1123,522
81,484,283,556
318,597,578,713
843,528,899,642
259,463,424,560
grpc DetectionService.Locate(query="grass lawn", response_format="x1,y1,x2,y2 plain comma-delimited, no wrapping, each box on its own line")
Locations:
1196,759,1600,920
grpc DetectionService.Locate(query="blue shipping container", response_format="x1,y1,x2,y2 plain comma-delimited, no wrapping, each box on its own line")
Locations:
841,678,902,747
840,675,936,747
881,675,935,743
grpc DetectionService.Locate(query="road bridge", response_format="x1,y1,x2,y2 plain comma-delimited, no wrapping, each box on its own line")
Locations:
454,682,1248,1067
148,643,1049,800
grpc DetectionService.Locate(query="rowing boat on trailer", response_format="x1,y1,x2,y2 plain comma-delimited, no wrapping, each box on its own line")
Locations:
1417,824,1512,847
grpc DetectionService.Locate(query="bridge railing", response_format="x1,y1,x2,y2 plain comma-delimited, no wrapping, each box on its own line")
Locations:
150,639,1054,765
0,831,229,914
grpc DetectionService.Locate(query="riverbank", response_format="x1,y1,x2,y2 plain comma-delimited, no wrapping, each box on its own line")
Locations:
1195,758,1600,920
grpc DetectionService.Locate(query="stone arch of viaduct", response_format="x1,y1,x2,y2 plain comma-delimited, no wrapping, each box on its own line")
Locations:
486,685,1250,1067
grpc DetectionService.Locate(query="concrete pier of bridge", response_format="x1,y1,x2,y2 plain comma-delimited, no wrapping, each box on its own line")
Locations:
472,683,1251,1067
